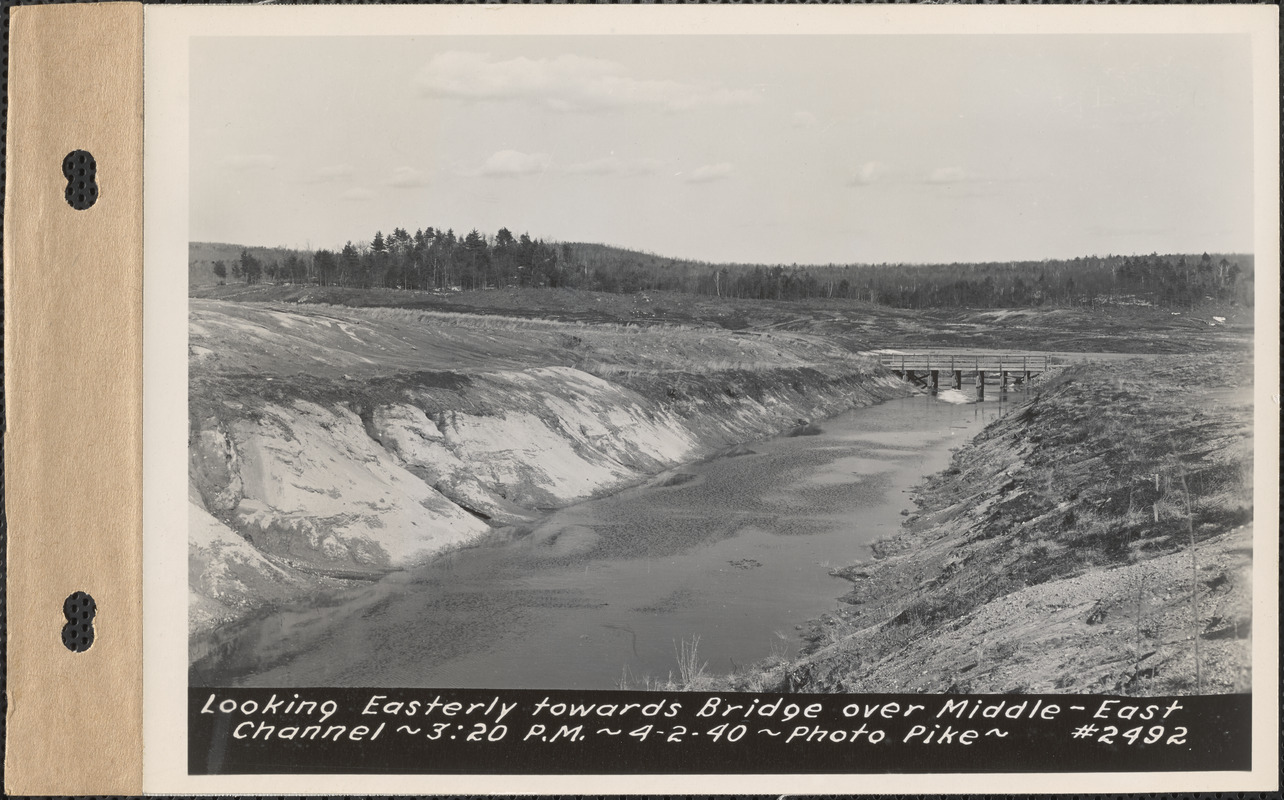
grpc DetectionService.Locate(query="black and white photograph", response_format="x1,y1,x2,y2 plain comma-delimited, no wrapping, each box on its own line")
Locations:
141,5,1276,789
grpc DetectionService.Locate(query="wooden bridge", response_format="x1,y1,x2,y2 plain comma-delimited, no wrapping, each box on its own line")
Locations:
878,353,1055,396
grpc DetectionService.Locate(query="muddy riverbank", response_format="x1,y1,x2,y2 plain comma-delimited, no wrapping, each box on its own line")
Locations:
190,294,1255,695
724,354,1254,695
188,299,912,667
195,391,1024,687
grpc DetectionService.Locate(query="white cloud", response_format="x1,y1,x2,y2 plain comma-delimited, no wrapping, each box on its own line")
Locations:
416,51,757,113
925,166,976,184
339,187,375,201
564,156,662,176
295,163,355,184
685,163,734,184
847,161,889,187
846,163,984,188
791,110,819,128
470,150,553,178
461,152,661,179
221,154,276,170
388,166,430,188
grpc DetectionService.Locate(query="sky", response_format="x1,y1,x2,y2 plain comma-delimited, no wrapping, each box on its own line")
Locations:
190,34,1255,265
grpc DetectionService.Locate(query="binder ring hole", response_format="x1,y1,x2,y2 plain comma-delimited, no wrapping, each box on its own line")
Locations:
62,150,98,210
62,591,96,652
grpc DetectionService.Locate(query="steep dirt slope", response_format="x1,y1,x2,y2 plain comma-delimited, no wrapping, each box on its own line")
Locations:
723,355,1254,695
189,300,908,660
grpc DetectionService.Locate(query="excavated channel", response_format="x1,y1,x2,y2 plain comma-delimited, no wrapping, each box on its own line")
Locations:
193,389,1030,689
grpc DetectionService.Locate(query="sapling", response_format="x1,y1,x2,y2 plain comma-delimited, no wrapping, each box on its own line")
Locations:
1177,466,1201,694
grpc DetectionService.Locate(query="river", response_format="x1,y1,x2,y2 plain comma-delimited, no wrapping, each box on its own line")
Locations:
201,387,1030,689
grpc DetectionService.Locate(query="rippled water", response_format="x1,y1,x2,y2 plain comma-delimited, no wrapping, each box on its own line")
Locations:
222,389,1026,689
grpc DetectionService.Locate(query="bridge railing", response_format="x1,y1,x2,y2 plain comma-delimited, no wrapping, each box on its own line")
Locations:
878,354,1051,373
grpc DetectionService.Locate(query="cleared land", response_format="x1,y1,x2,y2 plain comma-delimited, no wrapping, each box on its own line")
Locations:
190,297,870,380
192,283,1252,355
190,284,1255,693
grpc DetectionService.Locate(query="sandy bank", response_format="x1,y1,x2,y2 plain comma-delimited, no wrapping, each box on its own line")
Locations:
723,354,1254,695
188,300,910,662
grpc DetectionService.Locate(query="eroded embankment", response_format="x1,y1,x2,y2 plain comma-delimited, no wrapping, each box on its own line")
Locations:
725,354,1254,695
189,300,908,664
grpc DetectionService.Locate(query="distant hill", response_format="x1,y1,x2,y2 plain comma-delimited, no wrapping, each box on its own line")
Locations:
561,242,708,269
191,238,1253,310
562,241,801,271
189,242,300,286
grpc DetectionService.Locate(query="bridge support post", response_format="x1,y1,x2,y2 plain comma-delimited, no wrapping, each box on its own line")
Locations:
953,370,962,390
976,370,985,401
1024,370,1031,384
1001,370,1009,391
930,370,939,393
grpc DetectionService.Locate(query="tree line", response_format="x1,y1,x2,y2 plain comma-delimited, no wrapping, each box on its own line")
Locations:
554,247,1252,309
212,227,567,292
208,228,1251,310
688,252,1251,309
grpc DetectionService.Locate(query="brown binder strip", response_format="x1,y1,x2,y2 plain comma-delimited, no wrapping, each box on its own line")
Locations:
4,2,145,794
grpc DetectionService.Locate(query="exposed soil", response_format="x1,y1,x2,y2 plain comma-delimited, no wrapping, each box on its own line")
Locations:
191,284,1252,355
719,355,1254,695
189,284,1257,693
187,296,910,667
